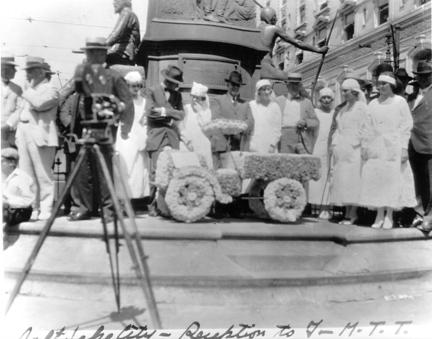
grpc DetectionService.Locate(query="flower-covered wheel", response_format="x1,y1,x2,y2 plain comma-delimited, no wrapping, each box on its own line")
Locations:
165,175,215,222
248,179,270,219
263,178,306,222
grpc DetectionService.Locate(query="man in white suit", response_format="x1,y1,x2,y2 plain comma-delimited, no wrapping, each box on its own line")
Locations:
8,56,59,220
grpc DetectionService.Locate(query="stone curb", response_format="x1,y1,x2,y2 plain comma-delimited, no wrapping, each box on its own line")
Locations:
6,216,431,244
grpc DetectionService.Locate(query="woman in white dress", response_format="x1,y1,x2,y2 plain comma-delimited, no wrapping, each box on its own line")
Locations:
360,72,416,229
308,87,335,219
115,71,150,199
328,79,368,224
179,82,213,168
248,79,282,154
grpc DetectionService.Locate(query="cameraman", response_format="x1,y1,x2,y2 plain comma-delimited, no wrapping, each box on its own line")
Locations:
68,37,133,221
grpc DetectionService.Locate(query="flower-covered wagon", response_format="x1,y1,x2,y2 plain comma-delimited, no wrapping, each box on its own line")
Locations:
155,148,321,223
219,152,321,222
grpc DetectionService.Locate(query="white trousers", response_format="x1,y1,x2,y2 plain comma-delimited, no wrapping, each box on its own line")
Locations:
16,124,56,216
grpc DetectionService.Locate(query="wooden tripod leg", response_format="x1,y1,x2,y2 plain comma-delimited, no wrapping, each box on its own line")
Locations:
6,145,89,313
92,145,162,329
91,147,121,311
112,152,162,327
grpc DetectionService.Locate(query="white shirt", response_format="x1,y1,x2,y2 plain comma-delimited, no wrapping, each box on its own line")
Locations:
282,98,301,127
2,168,35,208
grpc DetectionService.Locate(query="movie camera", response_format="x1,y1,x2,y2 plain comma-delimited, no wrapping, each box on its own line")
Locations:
74,63,125,144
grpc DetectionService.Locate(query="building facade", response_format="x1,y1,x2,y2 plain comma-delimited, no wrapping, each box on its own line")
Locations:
267,0,431,103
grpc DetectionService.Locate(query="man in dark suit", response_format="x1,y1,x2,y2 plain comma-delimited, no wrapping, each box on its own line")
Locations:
408,61,432,232
210,71,253,168
67,37,134,221
145,65,185,215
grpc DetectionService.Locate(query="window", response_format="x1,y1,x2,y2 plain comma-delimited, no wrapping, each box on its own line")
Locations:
296,52,304,64
299,4,306,24
319,0,328,10
344,11,355,40
378,0,389,25
362,8,367,26
419,0,431,5
316,26,327,46
281,18,287,31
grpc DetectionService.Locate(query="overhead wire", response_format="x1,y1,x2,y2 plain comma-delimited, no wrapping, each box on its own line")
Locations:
2,16,112,29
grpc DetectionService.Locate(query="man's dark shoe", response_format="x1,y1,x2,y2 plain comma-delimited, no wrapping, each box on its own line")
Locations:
68,211,92,221
411,215,423,228
417,218,432,233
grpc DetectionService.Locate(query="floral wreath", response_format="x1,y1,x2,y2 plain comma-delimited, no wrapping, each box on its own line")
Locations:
263,178,306,222
165,166,232,222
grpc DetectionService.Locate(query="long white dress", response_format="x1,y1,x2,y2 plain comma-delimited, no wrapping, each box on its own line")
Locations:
359,95,416,209
179,103,213,169
248,100,282,153
329,101,368,206
115,95,150,198
308,108,334,205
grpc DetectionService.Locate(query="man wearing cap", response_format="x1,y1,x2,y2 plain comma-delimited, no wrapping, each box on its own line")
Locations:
275,72,319,154
6,56,59,220
145,64,185,216
209,70,254,167
106,0,140,66
2,147,35,226
66,37,134,221
408,61,432,232
1,55,22,148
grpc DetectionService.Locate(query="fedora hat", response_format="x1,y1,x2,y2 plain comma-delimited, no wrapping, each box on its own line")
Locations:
42,62,55,75
413,61,432,75
286,72,302,83
161,65,183,84
81,37,109,50
1,56,17,67
395,68,413,80
225,71,245,86
22,56,45,70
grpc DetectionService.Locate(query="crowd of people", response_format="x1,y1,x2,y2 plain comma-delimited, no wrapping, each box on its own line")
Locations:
2,35,432,231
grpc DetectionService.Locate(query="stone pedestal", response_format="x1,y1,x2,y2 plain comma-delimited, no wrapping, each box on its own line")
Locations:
136,1,266,99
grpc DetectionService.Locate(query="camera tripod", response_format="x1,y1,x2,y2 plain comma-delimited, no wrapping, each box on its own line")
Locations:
5,132,162,328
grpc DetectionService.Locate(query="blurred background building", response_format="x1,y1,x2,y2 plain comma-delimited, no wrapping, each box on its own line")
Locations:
266,0,431,102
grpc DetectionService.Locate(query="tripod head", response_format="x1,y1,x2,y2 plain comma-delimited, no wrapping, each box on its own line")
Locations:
74,63,125,144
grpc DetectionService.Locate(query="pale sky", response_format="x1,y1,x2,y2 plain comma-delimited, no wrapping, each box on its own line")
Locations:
1,0,148,88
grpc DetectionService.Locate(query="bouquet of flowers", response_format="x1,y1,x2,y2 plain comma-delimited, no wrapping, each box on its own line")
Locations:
216,169,242,197
202,119,248,136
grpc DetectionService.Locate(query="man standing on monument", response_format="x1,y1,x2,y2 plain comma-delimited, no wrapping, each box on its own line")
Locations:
106,0,140,66
259,6,328,80
145,65,185,216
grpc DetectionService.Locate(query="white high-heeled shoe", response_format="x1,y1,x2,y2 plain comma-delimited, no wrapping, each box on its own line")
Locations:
371,220,383,229
382,217,393,229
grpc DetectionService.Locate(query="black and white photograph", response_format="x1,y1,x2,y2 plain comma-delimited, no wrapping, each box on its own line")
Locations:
1,0,432,338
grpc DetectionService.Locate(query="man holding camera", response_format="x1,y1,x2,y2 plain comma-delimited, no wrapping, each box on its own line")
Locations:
68,37,134,221
275,73,319,154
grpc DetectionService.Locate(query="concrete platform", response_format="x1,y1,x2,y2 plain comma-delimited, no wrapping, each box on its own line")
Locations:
3,216,432,287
